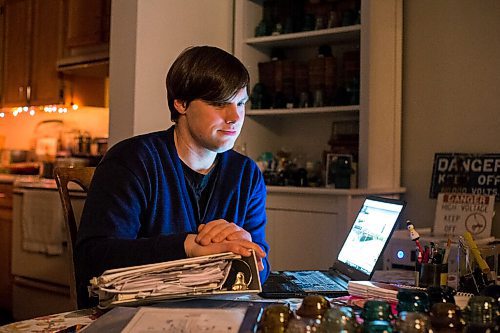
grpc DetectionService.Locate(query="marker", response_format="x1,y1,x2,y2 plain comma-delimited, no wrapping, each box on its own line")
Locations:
463,231,490,274
442,238,451,264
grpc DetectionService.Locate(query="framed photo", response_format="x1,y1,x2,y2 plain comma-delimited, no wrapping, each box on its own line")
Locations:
326,153,353,188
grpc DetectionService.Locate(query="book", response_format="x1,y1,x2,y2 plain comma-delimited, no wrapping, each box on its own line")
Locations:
347,280,473,309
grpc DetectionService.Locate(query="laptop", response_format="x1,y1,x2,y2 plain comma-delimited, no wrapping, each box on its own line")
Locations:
260,195,406,298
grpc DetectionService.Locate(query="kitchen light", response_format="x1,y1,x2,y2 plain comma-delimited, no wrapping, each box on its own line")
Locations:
1,104,79,119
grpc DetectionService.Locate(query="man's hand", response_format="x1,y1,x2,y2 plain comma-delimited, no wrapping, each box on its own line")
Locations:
196,219,251,245
185,234,266,271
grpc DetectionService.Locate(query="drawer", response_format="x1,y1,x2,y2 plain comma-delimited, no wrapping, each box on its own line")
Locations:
0,208,12,220
0,183,13,208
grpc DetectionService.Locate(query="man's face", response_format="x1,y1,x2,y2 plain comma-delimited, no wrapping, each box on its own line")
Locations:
179,88,248,153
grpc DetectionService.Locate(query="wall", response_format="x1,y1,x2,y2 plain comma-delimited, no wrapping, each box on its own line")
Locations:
0,107,109,150
402,0,500,237
108,0,234,147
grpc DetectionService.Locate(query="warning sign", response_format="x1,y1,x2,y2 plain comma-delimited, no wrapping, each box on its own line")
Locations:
433,193,495,239
429,153,500,201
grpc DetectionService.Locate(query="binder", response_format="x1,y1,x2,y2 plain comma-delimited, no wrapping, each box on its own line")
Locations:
89,251,262,309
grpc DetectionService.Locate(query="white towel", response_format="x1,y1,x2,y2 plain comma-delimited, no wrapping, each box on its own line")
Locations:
21,190,66,255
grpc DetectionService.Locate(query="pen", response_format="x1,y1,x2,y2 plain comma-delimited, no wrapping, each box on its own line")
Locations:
429,242,436,262
406,221,424,262
463,231,490,274
422,245,430,264
442,238,451,264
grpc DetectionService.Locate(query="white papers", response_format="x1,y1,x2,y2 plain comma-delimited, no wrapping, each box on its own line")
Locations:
90,252,254,308
121,307,246,333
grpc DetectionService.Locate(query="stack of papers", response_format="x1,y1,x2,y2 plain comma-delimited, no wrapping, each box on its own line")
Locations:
90,252,248,308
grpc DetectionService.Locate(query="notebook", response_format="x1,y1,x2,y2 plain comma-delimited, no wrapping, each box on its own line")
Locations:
260,195,406,298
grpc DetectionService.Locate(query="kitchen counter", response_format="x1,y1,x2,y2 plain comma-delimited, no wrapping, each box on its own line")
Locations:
0,174,85,192
0,174,17,184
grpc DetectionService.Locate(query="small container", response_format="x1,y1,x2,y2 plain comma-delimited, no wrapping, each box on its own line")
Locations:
426,286,456,307
318,306,358,332
296,295,330,319
429,303,466,332
397,289,431,315
395,312,431,333
362,299,394,323
419,263,448,288
464,295,497,332
258,304,292,333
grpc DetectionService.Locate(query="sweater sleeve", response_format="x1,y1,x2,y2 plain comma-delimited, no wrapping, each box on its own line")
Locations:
74,158,189,307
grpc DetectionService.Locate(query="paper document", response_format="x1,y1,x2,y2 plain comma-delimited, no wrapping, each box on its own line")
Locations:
121,307,247,333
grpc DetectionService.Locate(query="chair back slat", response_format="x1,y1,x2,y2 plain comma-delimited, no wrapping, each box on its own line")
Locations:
54,166,95,309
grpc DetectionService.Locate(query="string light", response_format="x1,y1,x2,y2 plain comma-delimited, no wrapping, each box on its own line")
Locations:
0,104,79,119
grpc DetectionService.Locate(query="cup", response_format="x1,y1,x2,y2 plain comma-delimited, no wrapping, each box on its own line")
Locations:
419,263,448,288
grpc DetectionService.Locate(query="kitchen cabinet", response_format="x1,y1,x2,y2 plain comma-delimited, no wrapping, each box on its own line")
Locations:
0,0,4,103
63,0,110,50
1,0,62,107
234,1,404,270
0,182,13,312
57,0,111,78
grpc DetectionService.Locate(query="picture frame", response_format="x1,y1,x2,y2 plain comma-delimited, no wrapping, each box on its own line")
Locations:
325,153,353,188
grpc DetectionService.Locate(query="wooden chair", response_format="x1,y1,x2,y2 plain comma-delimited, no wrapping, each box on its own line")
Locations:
54,166,95,309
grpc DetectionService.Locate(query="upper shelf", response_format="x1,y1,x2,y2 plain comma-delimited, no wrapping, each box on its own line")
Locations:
245,25,361,49
246,105,359,116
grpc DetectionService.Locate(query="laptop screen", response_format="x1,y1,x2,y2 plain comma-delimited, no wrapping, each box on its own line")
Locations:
337,196,405,276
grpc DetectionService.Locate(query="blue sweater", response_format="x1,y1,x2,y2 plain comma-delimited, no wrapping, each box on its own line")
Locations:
75,126,270,307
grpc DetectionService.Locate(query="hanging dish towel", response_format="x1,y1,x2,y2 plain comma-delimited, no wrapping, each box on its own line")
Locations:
21,190,66,255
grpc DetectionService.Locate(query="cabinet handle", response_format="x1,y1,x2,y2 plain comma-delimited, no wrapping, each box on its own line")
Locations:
26,85,31,102
18,86,24,98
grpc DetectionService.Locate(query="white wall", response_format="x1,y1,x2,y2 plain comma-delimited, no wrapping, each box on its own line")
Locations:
108,0,234,147
402,0,500,237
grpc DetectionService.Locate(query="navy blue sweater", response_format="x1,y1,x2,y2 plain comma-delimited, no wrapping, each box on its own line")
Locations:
75,126,269,307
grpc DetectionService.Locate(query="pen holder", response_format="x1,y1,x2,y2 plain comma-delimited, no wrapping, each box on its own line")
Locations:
457,241,499,294
419,263,448,288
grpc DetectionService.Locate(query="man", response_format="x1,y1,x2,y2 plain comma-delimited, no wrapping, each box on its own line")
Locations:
75,46,270,308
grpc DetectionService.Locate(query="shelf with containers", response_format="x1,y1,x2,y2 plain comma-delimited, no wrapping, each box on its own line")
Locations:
234,0,403,192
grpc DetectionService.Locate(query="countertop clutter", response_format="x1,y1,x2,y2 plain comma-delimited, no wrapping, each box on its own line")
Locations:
0,174,86,192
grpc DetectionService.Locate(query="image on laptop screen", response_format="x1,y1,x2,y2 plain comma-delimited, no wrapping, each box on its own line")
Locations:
337,197,405,276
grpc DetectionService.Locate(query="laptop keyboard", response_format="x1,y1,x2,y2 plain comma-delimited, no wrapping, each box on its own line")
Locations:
284,271,346,292
264,273,304,294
